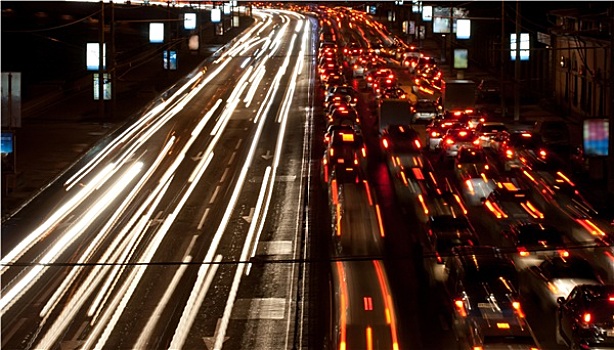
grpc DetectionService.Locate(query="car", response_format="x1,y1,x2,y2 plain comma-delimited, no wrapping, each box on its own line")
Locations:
412,99,440,123
556,284,614,349
379,86,409,100
372,76,398,99
505,222,570,270
495,131,549,171
322,129,366,183
343,42,363,64
396,45,421,61
438,128,479,158
324,122,362,145
483,179,545,220
425,119,466,151
323,85,359,108
326,104,360,125
454,147,497,206
476,79,502,103
364,68,394,89
521,255,603,310
443,246,539,350
422,215,479,285
533,118,571,151
475,121,508,148
380,124,422,155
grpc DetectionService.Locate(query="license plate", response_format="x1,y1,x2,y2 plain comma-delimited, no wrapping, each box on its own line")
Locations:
607,329,614,337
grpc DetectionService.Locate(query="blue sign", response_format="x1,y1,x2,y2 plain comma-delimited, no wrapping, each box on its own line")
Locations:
1,132,13,154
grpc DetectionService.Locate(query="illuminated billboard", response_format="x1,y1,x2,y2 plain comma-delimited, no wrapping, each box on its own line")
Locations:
584,119,609,156
150,23,164,43
456,19,471,39
510,33,529,61
86,43,106,70
184,13,196,30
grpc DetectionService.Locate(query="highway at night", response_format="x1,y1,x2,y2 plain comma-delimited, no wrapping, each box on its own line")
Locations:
2,2,614,350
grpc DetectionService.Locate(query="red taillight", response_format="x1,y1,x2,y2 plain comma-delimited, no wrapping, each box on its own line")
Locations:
539,149,547,158
518,247,529,257
559,250,569,257
506,149,514,158
454,111,462,116
414,140,422,149
431,131,440,138
446,138,454,145
382,138,389,149
454,299,467,317
583,312,591,323
512,301,525,318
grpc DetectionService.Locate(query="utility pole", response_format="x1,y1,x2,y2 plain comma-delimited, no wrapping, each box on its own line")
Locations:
110,1,115,120
98,1,105,122
608,2,614,194
500,0,506,118
513,0,520,122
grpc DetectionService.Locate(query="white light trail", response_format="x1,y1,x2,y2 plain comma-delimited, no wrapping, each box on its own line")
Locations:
1,164,114,272
0,162,143,314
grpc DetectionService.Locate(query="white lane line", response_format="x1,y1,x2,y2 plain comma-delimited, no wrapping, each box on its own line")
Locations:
220,168,229,183
209,186,221,204
213,166,272,350
197,208,211,230
134,235,198,349
228,151,237,165
234,139,243,151
1,318,26,348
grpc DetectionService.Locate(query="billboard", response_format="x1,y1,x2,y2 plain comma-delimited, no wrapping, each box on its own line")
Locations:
86,43,106,70
211,8,221,23
184,13,196,30
163,50,177,70
510,33,530,61
150,23,164,43
454,49,468,69
456,19,471,39
583,119,609,156
422,6,432,21
433,17,450,34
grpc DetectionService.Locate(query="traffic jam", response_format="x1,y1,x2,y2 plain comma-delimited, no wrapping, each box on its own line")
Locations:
312,5,613,350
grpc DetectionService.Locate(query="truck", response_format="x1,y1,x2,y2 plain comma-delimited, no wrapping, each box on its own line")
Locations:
378,98,414,133
441,79,476,114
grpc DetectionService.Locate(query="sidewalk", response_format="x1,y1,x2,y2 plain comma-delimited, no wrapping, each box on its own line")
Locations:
1,17,255,220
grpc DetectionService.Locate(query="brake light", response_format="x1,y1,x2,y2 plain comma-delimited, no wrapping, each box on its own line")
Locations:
431,131,440,138
513,301,525,318
445,138,454,145
583,312,591,323
465,109,474,114
558,250,569,257
453,111,462,116
518,247,529,257
484,164,489,170
454,299,467,317
382,138,389,149
414,140,422,149
609,296,614,302
539,149,547,158
459,130,467,136
505,149,514,158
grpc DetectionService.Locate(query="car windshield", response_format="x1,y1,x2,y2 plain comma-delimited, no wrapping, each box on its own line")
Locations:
509,133,542,148
547,258,597,279
458,149,486,163
516,226,564,245
430,215,470,230
481,124,507,133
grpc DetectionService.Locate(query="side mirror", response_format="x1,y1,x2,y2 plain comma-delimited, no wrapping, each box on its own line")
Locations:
557,297,565,305
479,197,486,204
